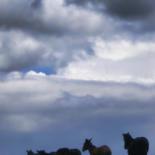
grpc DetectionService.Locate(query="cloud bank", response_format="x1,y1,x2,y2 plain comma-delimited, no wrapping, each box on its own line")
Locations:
0,75,155,155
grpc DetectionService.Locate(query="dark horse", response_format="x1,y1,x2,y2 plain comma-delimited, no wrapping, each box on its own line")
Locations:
57,148,81,155
37,150,56,155
37,148,81,155
26,148,81,155
27,150,37,155
82,138,112,155
123,132,149,155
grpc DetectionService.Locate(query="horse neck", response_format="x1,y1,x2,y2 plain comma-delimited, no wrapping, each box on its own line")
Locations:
125,135,134,147
88,143,96,155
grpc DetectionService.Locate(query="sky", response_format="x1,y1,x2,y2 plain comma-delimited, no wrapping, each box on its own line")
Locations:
0,0,155,155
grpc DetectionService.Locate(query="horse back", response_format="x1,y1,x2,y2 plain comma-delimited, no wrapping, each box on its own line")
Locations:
70,149,81,155
93,145,112,155
134,137,149,152
128,137,149,155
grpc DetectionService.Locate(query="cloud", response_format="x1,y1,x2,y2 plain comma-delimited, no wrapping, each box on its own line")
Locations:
103,0,154,20
31,0,42,8
65,0,155,19
0,30,96,73
2,0,155,77
65,0,155,33
0,75,155,155
0,31,45,72
58,38,155,83
0,25,154,83
0,0,111,74
0,0,103,35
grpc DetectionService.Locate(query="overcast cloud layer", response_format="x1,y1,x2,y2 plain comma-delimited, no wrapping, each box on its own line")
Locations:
0,75,155,155
0,1,155,155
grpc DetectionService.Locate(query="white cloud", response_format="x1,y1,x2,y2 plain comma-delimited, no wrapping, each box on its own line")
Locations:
93,38,155,60
39,0,104,35
6,71,23,80
25,70,47,78
58,38,155,83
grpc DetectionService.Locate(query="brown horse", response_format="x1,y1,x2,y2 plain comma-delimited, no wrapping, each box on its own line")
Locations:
82,138,112,155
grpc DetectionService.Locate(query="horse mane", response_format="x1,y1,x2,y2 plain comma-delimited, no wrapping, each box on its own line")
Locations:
88,140,96,149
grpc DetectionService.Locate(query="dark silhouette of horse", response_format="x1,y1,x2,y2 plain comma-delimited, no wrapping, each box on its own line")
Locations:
27,150,37,155
82,138,112,155
123,132,149,155
70,149,81,155
36,148,81,155
37,150,49,155
57,148,70,155
37,150,56,155
57,148,81,155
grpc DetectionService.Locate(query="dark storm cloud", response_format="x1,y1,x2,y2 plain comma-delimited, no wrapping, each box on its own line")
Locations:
0,0,43,33
65,0,94,6
65,0,155,33
65,0,155,20
103,0,154,20
31,0,42,8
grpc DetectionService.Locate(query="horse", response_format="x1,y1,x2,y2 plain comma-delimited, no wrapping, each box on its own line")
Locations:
37,150,56,155
27,150,37,155
82,138,112,155
57,148,70,155
57,148,81,155
123,132,149,155
70,149,81,155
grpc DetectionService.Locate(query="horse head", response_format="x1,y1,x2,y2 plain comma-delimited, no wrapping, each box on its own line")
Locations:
82,138,93,152
123,132,134,149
